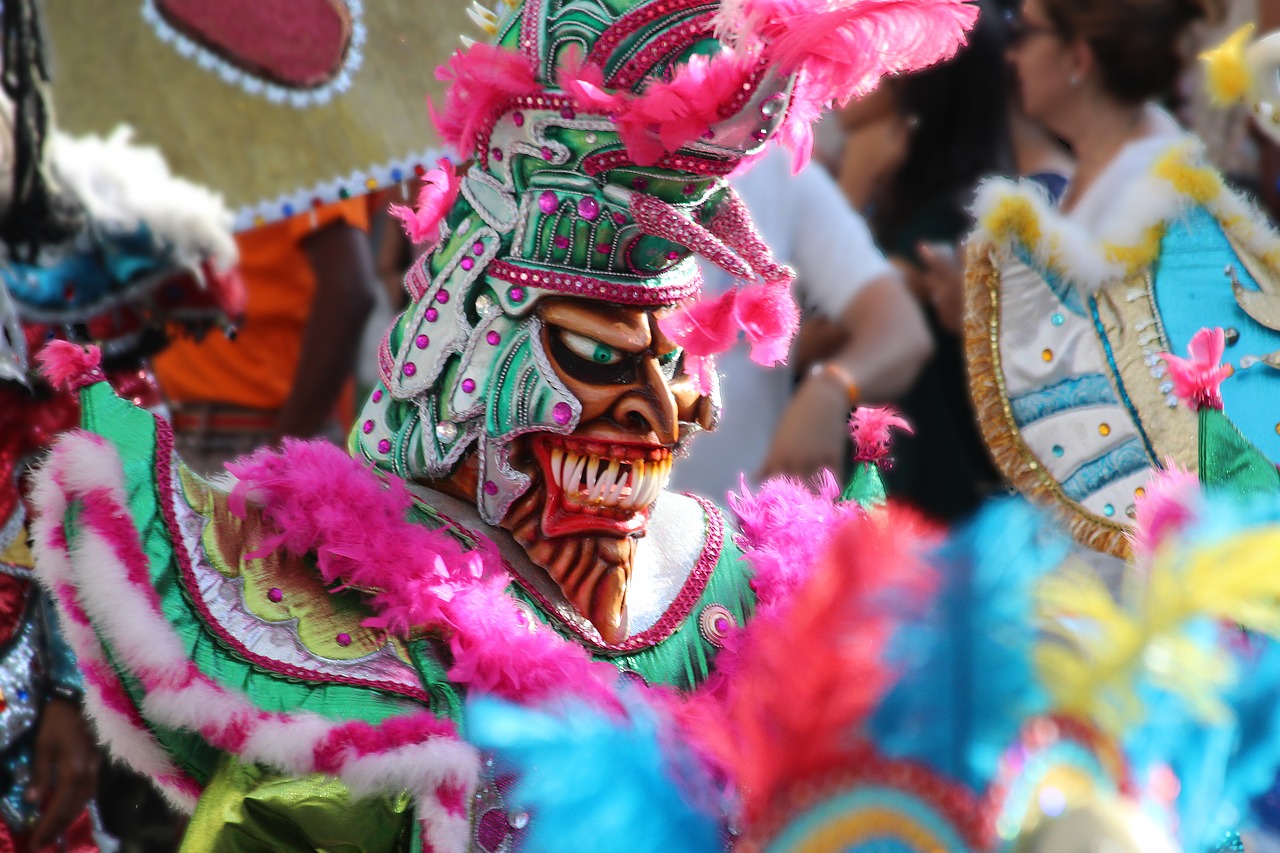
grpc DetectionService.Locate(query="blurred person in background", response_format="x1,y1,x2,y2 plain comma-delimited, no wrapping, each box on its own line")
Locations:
837,1,1073,520
154,200,379,476
670,144,933,500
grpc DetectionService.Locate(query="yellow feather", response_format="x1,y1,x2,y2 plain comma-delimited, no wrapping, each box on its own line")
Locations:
1200,23,1255,105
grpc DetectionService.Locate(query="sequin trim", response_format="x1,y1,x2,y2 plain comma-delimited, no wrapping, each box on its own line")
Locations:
486,260,701,306
153,417,431,703
586,0,715,74
582,149,738,178
606,12,718,90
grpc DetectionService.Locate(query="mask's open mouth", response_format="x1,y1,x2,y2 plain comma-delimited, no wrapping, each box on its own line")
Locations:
530,434,672,538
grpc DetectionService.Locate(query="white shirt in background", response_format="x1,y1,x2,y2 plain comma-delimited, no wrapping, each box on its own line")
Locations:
671,145,893,504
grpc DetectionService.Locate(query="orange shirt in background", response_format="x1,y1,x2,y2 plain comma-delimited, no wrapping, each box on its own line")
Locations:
155,198,370,411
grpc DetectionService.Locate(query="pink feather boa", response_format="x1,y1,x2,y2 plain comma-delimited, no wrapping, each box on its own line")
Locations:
225,441,622,708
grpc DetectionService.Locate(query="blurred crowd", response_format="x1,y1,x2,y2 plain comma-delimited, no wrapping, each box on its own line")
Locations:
4,0,1280,849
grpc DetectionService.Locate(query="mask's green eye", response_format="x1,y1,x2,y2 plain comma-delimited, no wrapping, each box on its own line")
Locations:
559,330,622,365
658,347,682,367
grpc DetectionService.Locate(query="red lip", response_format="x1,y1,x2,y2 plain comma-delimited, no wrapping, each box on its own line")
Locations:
530,435,672,539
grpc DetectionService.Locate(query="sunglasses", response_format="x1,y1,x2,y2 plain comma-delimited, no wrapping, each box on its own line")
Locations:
1003,10,1058,46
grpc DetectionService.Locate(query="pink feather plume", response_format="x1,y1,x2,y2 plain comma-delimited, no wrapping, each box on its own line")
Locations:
716,0,978,107
1161,327,1233,412
428,45,541,158
34,340,105,393
388,159,462,247
682,505,937,823
849,405,913,465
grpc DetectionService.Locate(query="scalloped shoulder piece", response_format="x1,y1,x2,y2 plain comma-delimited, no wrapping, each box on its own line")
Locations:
29,426,479,853
172,461,427,700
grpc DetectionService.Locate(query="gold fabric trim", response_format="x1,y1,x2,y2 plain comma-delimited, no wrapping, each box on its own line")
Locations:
963,242,1131,559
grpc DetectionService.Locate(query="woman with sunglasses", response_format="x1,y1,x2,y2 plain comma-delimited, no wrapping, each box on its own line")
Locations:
964,0,1280,563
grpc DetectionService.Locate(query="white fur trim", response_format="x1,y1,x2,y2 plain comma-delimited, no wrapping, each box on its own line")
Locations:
971,137,1280,292
30,431,481,851
50,128,237,271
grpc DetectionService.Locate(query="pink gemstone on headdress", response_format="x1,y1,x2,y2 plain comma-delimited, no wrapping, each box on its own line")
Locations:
462,378,476,393
578,197,601,220
596,242,610,253
491,148,503,162
538,191,558,214
554,236,570,249
560,105,575,119
513,112,525,127
403,363,417,377
508,286,526,303
553,402,572,425
486,331,501,346
461,258,475,271
682,183,697,195
632,177,648,191
437,289,451,304
484,480,498,495
416,335,430,348
377,439,391,453
612,213,627,225
541,147,553,161
425,308,439,322
473,241,485,255
666,251,680,260
372,389,383,402
362,420,374,434
336,633,352,647
268,588,283,603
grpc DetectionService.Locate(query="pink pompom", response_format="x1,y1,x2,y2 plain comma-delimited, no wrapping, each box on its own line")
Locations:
660,290,740,357
733,282,799,367
1129,463,1202,564
388,159,462,247
1160,327,1232,411
848,406,913,465
35,341,105,393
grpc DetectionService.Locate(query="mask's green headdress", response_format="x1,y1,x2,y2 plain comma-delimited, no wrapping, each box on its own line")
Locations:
350,0,978,523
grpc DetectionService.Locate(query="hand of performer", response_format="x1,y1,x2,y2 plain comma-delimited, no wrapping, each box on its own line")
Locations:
759,369,852,482
917,242,965,334
27,697,101,849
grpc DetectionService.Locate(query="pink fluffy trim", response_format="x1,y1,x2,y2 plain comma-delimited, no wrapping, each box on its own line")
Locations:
227,440,622,709
30,431,480,852
34,340,105,393
388,158,462,247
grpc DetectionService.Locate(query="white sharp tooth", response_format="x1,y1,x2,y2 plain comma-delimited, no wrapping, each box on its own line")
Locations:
460,34,478,48
605,463,627,505
585,456,601,491
601,460,622,503
587,458,611,503
550,449,564,487
623,461,645,507
568,453,586,493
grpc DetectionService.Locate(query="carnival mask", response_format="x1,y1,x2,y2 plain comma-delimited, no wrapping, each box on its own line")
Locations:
499,298,712,643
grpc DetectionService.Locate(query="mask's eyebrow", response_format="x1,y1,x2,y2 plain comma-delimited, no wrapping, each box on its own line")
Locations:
540,302,651,354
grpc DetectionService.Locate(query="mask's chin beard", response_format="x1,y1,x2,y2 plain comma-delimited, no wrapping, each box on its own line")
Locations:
501,472,637,645
498,435,672,646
